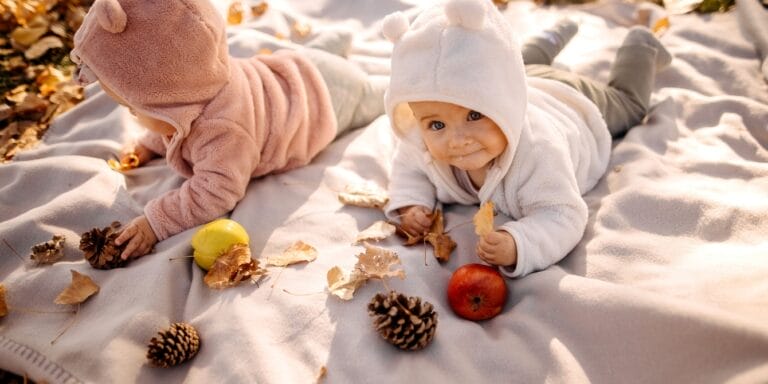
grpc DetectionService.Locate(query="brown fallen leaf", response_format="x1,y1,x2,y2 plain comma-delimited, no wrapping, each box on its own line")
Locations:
30,233,66,265
354,221,396,244
204,244,267,289
251,2,269,17
473,201,495,237
24,35,63,60
54,270,99,305
0,284,8,318
266,240,317,267
338,183,389,209
424,210,456,262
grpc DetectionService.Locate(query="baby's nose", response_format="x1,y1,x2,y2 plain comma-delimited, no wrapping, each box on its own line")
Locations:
449,131,472,148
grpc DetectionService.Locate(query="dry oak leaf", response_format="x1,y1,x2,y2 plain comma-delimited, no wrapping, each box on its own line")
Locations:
473,201,495,237
327,243,405,300
204,244,267,289
54,270,99,305
327,266,366,301
0,284,8,318
356,243,406,281
30,234,66,265
338,183,389,209
354,221,396,244
266,240,318,267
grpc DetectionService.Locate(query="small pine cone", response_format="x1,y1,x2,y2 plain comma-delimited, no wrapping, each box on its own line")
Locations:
147,322,201,368
368,291,438,351
79,221,128,269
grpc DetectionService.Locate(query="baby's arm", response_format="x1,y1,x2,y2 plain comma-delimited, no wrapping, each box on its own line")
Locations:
496,148,588,278
385,143,438,228
145,121,257,241
119,121,257,259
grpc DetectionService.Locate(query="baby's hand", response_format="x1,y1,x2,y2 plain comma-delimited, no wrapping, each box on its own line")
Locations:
120,143,155,167
115,215,158,260
477,231,517,267
398,205,433,236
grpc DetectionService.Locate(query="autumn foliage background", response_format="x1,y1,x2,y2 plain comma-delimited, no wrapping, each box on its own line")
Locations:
0,0,92,163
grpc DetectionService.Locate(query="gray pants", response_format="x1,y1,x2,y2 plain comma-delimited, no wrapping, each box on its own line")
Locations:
302,48,386,137
523,45,657,138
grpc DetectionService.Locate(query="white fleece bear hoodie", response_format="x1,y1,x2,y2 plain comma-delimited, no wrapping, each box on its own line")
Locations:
382,0,612,278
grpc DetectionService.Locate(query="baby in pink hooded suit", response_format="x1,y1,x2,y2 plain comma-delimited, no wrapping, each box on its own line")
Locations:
71,0,385,259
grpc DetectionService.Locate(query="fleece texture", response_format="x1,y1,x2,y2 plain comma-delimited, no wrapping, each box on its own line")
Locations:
71,0,337,240
383,0,612,278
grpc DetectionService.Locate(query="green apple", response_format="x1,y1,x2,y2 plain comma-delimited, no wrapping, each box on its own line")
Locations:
191,219,250,270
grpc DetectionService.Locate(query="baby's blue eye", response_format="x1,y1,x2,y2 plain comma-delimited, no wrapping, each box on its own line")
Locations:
429,121,446,131
467,111,483,121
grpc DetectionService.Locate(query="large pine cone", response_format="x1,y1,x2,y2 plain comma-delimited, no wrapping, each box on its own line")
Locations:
368,291,438,351
147,322,201,368
79,221,128,269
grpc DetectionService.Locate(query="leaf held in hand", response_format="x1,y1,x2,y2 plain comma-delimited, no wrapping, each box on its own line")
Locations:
354,221,396,244
424,210,456,262
204,244,267,289
30,234,66,265
473,201,495,237
338,183,389,209
54,270,99,305
266,241,317,267
0,284,8,318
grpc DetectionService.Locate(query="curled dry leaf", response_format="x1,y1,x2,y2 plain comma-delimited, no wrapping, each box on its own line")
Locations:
424,210,456,262
326,266,366,301
204,244,267,289
54,270,99,305
30,233,66,265
266,240,317,267
327,243,405,300
354,221,396,244
0,284,8,318
251,2,269,17
473,201,495,237
338,183,389,209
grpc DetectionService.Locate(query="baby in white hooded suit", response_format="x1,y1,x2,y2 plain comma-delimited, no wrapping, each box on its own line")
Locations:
382,0,671,278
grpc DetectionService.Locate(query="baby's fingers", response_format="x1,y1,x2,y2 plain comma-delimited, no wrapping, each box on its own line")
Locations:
120,234,143,260
115,225,136,246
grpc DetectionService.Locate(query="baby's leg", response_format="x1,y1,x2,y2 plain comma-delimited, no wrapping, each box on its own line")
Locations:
301,48,386,136
603,26,671,136
521,19,578,65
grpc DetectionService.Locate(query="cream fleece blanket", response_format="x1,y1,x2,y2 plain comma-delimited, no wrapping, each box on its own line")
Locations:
1,1,768,383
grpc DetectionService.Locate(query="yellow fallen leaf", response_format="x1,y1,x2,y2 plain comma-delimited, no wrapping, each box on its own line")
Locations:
227,1,244,25
0,284,8,318
204,244,267,289
354,221,396,244
327,266,366,300
266,241,317,267
338,183,389,209
473,201,495,237
24,35,63,60
54,270,99,305
293,21,311,38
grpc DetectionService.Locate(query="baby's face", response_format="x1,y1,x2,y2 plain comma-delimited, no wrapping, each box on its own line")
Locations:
409,101,507,171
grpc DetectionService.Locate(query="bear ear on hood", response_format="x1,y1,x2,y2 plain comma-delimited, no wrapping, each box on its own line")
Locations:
445,0,486,30
92,0,127,33
382,11,409,42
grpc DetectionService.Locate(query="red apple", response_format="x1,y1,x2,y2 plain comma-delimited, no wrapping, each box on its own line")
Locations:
447,263,508,321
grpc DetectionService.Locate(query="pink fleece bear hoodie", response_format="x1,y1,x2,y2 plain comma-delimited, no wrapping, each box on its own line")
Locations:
71,0,337,240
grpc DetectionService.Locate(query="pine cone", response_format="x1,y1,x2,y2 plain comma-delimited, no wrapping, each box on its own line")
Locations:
368,291,438,351
147,322,201,368
79,221,128,269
